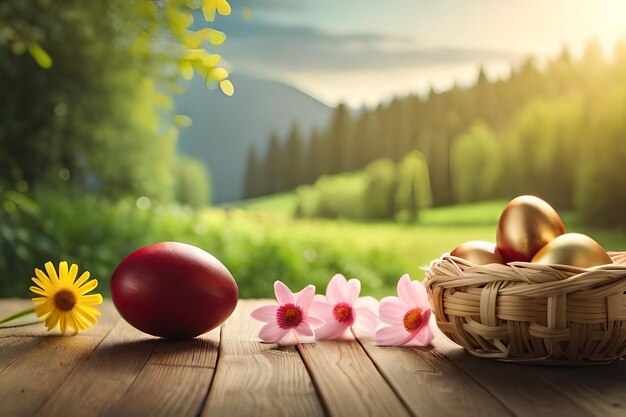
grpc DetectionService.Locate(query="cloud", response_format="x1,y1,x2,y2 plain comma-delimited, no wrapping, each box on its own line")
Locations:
207,17,519,74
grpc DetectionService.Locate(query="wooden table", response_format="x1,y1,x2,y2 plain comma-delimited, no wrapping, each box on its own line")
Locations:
0,299,624,417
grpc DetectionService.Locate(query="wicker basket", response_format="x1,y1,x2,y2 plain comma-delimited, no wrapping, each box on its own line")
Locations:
424,252,626,364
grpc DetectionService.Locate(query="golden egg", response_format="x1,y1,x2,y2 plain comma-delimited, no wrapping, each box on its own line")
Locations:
496,195,565,263
531,233,612,268
450,241,504,265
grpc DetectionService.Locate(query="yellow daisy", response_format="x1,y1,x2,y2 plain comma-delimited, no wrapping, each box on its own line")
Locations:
29,261,103,334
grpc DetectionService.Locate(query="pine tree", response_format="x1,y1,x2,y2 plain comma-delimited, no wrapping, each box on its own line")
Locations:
285,123,305,189
326,103,352,174
243,145,261,198
264,132,285,194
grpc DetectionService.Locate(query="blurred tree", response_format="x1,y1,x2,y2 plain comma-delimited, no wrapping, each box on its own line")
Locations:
576,87,626,227
326,104,353,174
285,123,305,189
364,159,396,219
0,0,233,200
395,151,432,222
174,156,211,208
264,133,286,194
243,145,262,198
450,122,501,203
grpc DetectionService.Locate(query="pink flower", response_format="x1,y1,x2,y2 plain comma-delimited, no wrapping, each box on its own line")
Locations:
376,274,433,347
310,274,379,340
250,281,323,344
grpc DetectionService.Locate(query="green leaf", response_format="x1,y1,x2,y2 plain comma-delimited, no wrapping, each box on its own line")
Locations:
28,43,53,69
174,114,193,127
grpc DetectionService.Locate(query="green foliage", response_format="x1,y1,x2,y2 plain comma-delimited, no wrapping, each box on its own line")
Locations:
295,156,436,221
246,42,626,227
296,174,367,219
174,156,212,209
364,159,397,220
395,151,432,222
575,87,626,227
450,122,501,204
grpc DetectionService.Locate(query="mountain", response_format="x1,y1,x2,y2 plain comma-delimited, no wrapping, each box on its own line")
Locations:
174,74,332,203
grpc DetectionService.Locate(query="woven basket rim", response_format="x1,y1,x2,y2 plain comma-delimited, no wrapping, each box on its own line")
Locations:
423,251,626,363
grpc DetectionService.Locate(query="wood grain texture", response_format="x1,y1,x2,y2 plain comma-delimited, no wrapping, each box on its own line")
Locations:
354,323,513,417
35,318,156,417
298,340,410,417
201,300,324,417
104,327,220,417
432,320,598,417
0,299,46,372
529,361,626,417
0,302,118,417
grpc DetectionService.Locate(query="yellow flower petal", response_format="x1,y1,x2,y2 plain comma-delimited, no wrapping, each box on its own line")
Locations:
59,261,69,286
217,0,231,16
72,312,92,330
68,263,78,283
78,294,103,306
29,285,49,296
77,279,98,295
45,262,60,286
220,79,234,96
66,313,82,333
59,314,67,334
45,310,61,331
31,276,51,291
35,268,56,289
34,300,53,318
74,271,90,288
74,305,100,323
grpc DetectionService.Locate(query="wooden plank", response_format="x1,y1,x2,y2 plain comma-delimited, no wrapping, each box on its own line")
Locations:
0,299,46,372
201,300,324,417
0,302,119,417
529,361,626,417
431,321,598,417
35,319,157,417
298,339,411,417
353,325,513,417
104,327,220,417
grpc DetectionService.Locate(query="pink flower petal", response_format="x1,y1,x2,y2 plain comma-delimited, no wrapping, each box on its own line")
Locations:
274,281,294,305
250,305,278,322
412,280,430,309
326,274,349,304
309,299,333,322
307,316,325,327
376,325,415,346
295,322,314,337
355,295,380,311
353,308,378,333
413,326,434,347
397,274,420,306
314,321,346,340
259,322,288,342
346,279,361,304
379,296,409,325
313,294,327,303
296,285,315,312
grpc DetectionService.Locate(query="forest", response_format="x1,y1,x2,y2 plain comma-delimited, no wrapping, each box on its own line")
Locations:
2,0,626,299
244,43,626,227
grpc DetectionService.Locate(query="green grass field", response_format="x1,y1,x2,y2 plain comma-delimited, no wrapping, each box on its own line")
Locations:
208,196,626,299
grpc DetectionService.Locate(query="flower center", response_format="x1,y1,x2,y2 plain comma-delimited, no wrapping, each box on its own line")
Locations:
332,302,354,325
403,308,423,333
54,289,77,312
276,303,303,329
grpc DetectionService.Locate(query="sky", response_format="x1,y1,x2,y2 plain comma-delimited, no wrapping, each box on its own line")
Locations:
210,0,626,107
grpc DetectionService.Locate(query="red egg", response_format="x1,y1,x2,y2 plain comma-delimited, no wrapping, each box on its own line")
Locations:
111,242,238,339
